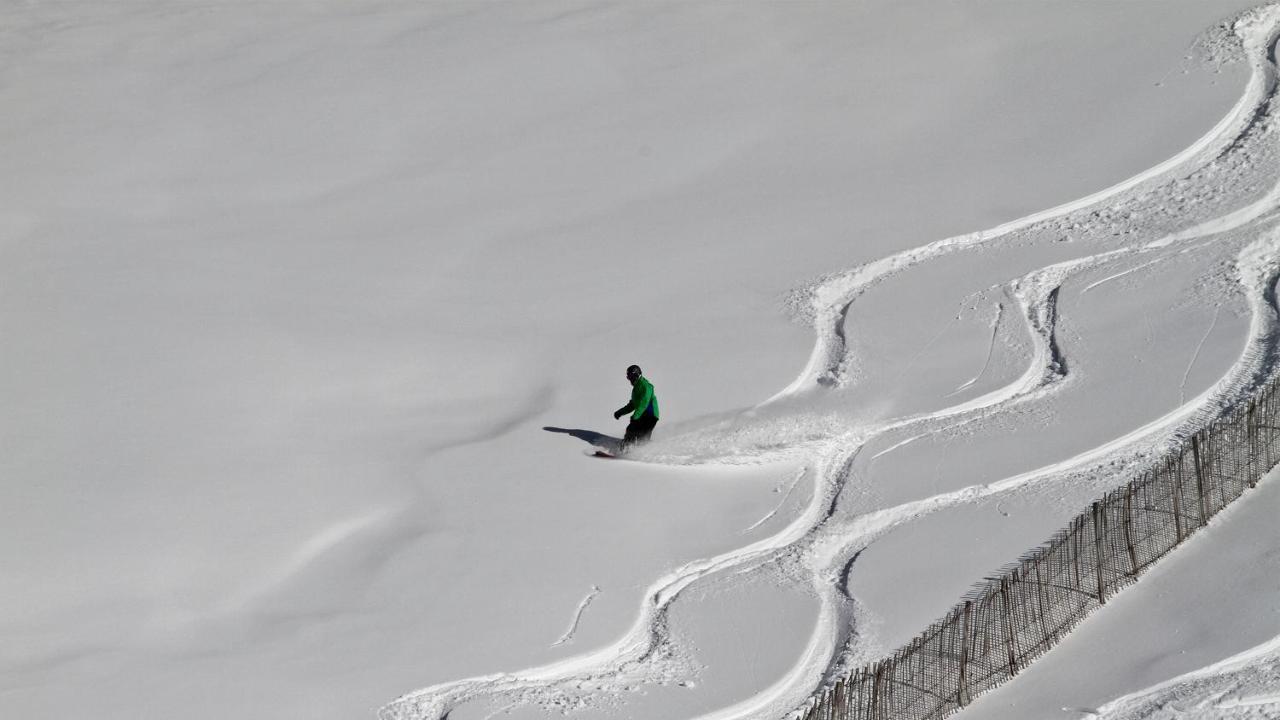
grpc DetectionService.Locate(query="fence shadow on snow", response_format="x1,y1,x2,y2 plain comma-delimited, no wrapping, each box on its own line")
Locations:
797,380,1280,720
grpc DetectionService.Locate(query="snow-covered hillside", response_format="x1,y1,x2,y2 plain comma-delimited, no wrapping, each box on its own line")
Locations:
2,3,1276,720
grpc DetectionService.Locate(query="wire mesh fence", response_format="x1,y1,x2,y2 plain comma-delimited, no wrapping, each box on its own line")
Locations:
796,379,1280,720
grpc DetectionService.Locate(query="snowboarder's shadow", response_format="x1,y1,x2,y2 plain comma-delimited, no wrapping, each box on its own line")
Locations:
543,426,622,454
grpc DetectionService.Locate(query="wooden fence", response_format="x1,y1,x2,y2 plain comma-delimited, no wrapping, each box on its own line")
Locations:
796,379,1280,720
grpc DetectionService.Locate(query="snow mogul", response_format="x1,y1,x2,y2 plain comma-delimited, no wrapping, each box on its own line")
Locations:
614,364,659,449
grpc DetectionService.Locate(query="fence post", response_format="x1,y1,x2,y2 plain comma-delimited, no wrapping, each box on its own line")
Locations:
1267,390,1278,469
831,678,842,720
870,662,882,720
1122,485,1138,575
957,601,971,708
849,669,859,720
1070,517,1083,590
1249,399,1260,488
1216,426,1227,509
1192,435,1208,526
884,656,895,717
1033,559,1048,638
1001,576,1018,676
1092,501,1107,603
1172,457,1184,542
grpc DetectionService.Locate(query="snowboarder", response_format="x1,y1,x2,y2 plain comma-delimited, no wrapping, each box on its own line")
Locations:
614,364,659,449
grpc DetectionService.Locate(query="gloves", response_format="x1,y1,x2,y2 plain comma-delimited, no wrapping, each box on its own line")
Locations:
614,409,625,420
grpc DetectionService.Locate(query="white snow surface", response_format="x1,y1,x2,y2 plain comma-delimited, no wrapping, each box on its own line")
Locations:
3,2,1280,720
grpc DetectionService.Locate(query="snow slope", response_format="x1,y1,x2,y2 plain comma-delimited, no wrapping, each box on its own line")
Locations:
1,2,1273,720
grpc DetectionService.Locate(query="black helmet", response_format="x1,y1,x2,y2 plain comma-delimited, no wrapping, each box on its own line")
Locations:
626,365,642,381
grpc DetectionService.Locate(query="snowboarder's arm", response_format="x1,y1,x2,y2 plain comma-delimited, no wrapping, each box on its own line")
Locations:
614,401,634,420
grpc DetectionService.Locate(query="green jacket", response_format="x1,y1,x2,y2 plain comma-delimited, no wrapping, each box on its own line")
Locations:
628,377,659,420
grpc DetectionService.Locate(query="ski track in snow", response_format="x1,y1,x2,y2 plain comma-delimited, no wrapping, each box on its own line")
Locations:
381,7,1280,720
946,302,1003,397
868,432,926,461
742,468,808,534
551,586,603,648
1180,305,1222,404
1080,257,1168,293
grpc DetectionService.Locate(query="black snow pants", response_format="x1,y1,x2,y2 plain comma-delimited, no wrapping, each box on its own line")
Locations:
623,414,658,448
